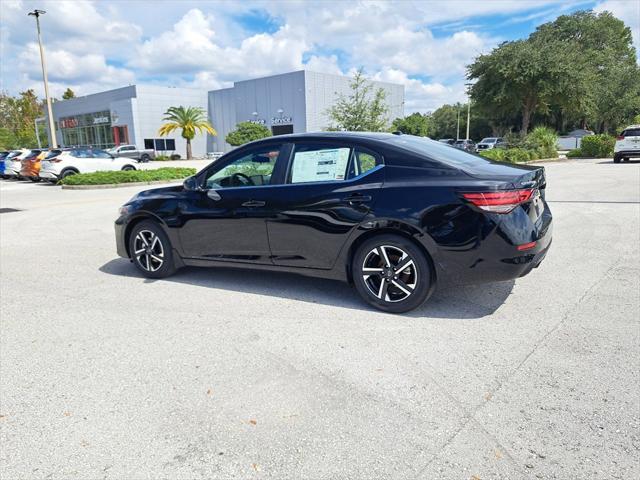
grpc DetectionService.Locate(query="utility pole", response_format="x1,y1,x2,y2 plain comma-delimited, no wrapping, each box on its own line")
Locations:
28,9,57,148
456,106,460,141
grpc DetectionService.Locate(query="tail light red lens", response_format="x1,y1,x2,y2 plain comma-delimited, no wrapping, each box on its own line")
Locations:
461,189,534,214
616,135,624,140
517,241,537,251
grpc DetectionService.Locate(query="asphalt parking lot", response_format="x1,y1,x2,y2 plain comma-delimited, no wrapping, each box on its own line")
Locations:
1,158,638,479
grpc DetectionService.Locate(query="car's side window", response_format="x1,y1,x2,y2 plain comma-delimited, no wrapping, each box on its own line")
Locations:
289,144,351,184
92,149,112,158
204,145,282,189
349,149,382,179
71,149,91,158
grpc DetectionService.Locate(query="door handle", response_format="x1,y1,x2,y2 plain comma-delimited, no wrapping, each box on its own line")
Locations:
345,194,372,204
241,200,266,207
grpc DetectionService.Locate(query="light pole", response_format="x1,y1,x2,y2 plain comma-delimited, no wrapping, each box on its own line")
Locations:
465,82,473,141
456,106,460,141
28,9,57,148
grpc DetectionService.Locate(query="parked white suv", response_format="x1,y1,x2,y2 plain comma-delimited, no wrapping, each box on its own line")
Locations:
39,148,137,182
5,149,31,177
614,125,640,163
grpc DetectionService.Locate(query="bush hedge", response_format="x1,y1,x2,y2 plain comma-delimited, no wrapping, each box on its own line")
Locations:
155,154,171,161
59,167,196,186
579,134,615,158
480,147,549,163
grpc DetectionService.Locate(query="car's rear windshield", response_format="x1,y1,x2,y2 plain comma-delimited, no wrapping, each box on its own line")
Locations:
622,128,640,137
389,135,491,169
481,138,497,143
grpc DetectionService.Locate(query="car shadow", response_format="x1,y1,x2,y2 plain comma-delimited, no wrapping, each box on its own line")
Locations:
597,159,640,164
100,258,514,319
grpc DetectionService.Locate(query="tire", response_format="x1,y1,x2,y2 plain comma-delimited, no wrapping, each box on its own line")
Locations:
623,157,630,162
352,234,433,313
30,177,41,183
60,169,78,179
122,165,136,171
140,154,150,163
128,220,177,279
613,155,621,163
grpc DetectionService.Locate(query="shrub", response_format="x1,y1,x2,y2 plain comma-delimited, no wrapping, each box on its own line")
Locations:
525,126,558,158
479,149,505,161
579,134,615,158
566,149,582,158
170,154,181,160
155,154,170,161
502,148,530,163
59,167,196,186
226,121,272,146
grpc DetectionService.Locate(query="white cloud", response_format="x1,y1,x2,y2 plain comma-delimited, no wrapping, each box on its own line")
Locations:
304,55,343,76
133,9,306,81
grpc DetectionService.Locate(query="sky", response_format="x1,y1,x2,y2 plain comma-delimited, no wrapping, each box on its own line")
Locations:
1,0,638,113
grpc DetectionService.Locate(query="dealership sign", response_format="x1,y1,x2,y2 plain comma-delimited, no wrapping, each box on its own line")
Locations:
59,118,78,128
93,116,110,124
272,116,293,125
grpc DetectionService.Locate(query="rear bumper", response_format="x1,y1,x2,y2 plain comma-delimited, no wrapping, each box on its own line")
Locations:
614,150,640,157
436,203,553,285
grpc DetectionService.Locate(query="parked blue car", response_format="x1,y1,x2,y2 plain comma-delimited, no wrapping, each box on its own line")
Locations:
0,151,21,178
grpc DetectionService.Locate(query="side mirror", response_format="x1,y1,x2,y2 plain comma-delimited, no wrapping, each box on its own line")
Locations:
207,189,221,201
183,175,201,191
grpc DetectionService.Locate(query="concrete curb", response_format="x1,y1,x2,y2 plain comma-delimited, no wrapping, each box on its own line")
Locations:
61,179,185,190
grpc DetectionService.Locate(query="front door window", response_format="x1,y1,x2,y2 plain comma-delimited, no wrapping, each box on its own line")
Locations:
204,146,282,189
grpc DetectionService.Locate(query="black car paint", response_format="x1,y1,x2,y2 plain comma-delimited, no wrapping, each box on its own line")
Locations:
115,133,552,286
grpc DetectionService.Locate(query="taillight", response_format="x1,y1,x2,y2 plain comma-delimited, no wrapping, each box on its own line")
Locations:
616,135,624,140
461,189,534,214
49,157,62,163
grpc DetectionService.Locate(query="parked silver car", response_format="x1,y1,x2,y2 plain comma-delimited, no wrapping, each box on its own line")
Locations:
107,145,155,162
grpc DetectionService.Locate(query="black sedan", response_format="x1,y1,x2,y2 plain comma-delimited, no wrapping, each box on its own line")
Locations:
115,132,552,313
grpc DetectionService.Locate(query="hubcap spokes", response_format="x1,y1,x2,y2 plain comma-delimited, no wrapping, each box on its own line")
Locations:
133,230,164,272
362,245,417,302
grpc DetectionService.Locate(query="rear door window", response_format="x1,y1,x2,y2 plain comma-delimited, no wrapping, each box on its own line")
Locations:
289,144,351,184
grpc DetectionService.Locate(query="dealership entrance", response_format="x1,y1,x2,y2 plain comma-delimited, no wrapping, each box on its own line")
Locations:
59,110,115,149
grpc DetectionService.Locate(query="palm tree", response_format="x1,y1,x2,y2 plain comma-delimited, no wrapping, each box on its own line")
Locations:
158,106,216,159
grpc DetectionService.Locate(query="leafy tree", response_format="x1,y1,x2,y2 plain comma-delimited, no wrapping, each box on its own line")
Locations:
62,88,76,100
326,69,389,131
225,121,272,146
158,106,216,159
0,89,47,149
391,112,432,136
468,10,639,135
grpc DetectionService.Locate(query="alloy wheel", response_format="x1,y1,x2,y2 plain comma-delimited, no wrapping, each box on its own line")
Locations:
133,229,165,272
362,245,417,302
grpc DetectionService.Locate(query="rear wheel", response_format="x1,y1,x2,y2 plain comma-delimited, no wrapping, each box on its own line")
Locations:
122,165,136,171
352,234,433,313
30,177,41,182
140,154,151,162
128,220,177,279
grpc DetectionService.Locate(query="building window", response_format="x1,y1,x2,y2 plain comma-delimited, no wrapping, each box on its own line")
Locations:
144,139,154,150
154,139,166,151
165,139,176,151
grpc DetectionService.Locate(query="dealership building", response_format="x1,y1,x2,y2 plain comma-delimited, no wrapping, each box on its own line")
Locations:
45,70,404,156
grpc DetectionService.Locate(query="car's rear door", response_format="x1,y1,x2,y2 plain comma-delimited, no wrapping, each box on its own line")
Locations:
265,141,384,269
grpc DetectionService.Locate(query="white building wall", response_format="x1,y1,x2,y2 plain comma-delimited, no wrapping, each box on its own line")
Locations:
134,85,209,157
304,71,404,132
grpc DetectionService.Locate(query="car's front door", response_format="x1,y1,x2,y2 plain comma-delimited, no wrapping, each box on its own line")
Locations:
266,142,384,269
178,144,287,263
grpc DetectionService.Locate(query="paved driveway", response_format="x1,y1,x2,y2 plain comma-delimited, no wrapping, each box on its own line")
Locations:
1,159,638,479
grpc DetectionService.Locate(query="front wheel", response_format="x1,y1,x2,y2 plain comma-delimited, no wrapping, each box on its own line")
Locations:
613,155,621,163
128,221,177,279
122,165,136,171
352,234,433,313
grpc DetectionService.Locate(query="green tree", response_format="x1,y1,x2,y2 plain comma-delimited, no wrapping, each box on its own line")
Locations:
225,121,272,146
326,69,389,131
158,106,216,159
0,89,46,149
62,88,76,100
391,112,432,136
